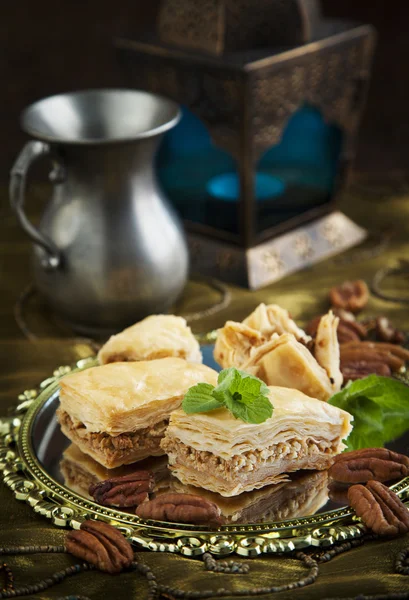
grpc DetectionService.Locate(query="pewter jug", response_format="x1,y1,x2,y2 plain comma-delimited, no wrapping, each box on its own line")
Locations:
10,89,188,335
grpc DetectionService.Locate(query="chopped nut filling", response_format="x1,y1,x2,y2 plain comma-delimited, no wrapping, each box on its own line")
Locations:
162,436,337,481
58,409,167,465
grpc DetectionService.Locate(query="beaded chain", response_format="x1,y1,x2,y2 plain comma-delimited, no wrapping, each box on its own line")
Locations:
325,593,409,600
0,536,408,600
0,564,13,595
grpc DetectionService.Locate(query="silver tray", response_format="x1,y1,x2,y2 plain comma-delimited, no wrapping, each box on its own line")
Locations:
1,351,409,558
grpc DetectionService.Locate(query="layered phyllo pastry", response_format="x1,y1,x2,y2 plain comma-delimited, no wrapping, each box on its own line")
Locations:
215,308,342,401
98,315,202,365
214,303,308,369
162,386,352,496
57,358,218,468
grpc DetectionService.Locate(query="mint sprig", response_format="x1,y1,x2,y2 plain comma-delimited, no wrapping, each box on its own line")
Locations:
182,367,273,424
329,375,409,451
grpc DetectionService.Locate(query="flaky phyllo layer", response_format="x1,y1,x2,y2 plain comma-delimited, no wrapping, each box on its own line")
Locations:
161,386,352,496
98,315,202,365
57,358,218,468
214,305,343,401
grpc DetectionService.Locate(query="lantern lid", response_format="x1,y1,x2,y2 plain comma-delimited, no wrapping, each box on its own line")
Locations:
117,20,370,72
156,0,320,56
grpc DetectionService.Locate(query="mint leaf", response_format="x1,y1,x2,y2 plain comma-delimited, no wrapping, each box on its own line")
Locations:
236,376,270,404
182,368,273,424
216,368,242,394
228,394,273,424
329,375,409,451
182,383,222,414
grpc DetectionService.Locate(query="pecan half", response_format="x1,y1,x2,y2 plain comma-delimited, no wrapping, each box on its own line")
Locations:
329,448,409,484
341,362,391,382
332,308,357,322
338,320,368,344
135,493,222,526
328,481,350,505
89,471,154,508
306,313,367,345
340,343,406,372
341,341,409,361
65,520,134,573
375,317,406,345
329,280,369,314
348,480,409,536
305,316,321,338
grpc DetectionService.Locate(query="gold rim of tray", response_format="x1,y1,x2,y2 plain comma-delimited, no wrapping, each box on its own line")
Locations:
1,357,408,557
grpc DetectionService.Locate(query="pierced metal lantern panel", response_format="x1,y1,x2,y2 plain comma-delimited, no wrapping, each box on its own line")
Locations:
116,13,375,287
157,0,314,56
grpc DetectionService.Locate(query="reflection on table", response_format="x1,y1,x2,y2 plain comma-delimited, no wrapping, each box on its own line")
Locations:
60,444,329,525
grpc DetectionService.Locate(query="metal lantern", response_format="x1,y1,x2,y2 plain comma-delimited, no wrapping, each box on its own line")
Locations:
116,0,375,288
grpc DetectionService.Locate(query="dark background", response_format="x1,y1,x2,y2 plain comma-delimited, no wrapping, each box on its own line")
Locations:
1,0,408,182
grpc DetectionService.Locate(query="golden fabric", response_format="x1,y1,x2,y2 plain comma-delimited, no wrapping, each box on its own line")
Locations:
1,183,409,597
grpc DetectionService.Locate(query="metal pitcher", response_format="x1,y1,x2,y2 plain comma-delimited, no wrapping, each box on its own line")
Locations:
10,89,188,336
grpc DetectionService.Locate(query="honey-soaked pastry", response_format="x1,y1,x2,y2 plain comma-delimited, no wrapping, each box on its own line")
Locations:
243,303,307,341
241,333,335,401
314,311,343,393
214,303,308,369
162,386,352,496
213,321,268,370
98,315,202,365
57,358,218,469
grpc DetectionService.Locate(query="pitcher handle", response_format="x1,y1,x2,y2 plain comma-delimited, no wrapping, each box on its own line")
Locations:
10,141,62,270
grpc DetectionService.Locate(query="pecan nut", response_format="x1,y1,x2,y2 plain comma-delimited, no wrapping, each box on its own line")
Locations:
332,308,357,322
328,481,350,505
89,471,154,508
306,313,367,345
329,280,369,314
135,493,222,526
339,341,409,382
65,520,134,573
341,361,391,382
375,317,406,345
329,448,409,484
348,480,409,536
342,341,409,361
337,322,366,344
341,348,404,371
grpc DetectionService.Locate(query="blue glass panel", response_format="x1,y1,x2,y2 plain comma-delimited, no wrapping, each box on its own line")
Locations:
255,105,343,232
156,106,240,233
207,173,285,201
156,104,342,237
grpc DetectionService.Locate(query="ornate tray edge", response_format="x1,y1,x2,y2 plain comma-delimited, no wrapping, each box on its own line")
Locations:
0,357,408,558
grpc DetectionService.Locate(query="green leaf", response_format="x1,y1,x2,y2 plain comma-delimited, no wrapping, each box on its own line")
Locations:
329,375,409,451
182,383,222,414
236,376,269,404
228,394,273,424
216,368,242,394
182,367,273,424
